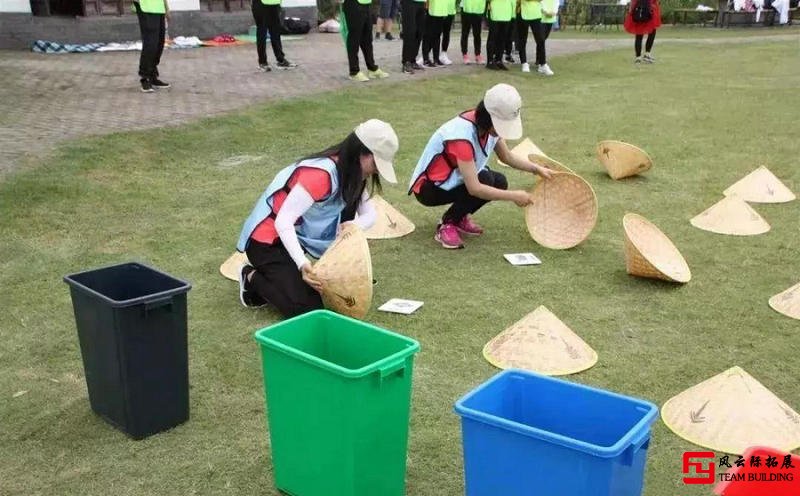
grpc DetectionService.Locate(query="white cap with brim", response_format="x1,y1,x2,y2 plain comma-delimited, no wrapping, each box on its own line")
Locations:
354,119,399,183
484,83,523,140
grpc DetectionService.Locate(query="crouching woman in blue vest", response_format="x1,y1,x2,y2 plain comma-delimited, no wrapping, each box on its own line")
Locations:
236,120,399,317
407,83,552,249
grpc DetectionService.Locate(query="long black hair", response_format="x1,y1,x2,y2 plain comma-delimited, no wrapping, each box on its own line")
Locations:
301,132,382,220
474,100,494,136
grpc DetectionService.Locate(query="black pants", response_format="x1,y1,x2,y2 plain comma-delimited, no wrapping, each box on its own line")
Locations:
401,0,426,63
414,168,508,224
505,20,515,56
134,3,165,80
460,12,483,55
518,18,552,65
634,30,656,57
252,0,285,65
486,20,511,63
423,14,444,63
343,0,378,74
245,240,323,318
441,14,454,52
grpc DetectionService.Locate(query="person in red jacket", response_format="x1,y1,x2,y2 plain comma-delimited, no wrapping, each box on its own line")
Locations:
623,0,661,64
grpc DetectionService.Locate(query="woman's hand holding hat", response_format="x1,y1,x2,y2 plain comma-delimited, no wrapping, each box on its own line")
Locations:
301,264,324,293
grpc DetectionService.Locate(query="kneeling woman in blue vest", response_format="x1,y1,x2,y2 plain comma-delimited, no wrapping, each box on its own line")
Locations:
236,120,399,317
408,83,552,249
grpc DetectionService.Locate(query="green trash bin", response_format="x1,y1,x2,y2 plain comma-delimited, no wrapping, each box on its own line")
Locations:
254,309,420,496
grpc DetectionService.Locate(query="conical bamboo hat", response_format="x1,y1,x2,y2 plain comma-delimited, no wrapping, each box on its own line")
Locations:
662,366,800,454
220,251,249,281
482,305,598,376
313,223,373,319
723,166,796,203
363,195,415,239
497,138,545,167
528,153,575,174
596,140,653,180
525,171,598,249
769,281,800,320
623,213,691,283
690,196,770,236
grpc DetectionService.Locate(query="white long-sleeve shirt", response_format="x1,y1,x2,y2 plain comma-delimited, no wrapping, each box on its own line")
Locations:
274,187,377,269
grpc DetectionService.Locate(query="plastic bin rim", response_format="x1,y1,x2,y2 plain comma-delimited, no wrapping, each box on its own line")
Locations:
453,368,659,458
254,309,421,379
63,261,192,308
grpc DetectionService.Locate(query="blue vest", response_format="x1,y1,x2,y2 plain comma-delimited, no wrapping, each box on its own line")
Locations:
236,158,344,258
408,112,500,193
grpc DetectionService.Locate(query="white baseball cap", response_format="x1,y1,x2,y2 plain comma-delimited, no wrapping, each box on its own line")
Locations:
483,84,523,140
354,119,399,183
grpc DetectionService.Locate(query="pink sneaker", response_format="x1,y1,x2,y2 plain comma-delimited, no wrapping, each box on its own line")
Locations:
475,54,484,65
434,223,464,249
455,215,484,235
462,53,470,64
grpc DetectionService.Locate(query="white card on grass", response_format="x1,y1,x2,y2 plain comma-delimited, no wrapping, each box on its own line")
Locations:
378,299,424,315
504,253,542,266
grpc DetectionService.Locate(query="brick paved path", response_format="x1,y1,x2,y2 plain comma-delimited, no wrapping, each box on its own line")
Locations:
0,32,795,174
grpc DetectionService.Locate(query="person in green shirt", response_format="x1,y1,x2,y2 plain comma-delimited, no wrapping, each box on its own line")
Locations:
133,0,170,92
486,0,514,70
517,0,556,75
460,0,486,64
422,0,449,67
438,0,456,65
251,0,298,72
401,0,427,73
341,0,390,80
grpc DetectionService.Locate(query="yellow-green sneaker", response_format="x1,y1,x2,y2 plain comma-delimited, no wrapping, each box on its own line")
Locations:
349,71,369,82
368,68,389,79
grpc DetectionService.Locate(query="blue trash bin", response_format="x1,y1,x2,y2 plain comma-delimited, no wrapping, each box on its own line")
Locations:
454,369,658,496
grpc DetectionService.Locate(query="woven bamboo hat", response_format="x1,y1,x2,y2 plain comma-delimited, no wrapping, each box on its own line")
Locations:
769,281,800,320
313,223,373,319
690,195,770,236
483,305,598,376
723,166,796,203
528,153,575,174
497,138,545,167
623,213,691,283
220,251,249,281
661,366,800,454
363,195,415,239
525,171,598,249
596,140,653,180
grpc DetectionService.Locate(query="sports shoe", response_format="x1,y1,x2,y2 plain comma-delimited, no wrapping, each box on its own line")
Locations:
475,54,484,64
258,63,272,72
455,215,484,235
634,56,643,64
463,53,470,64
486,61,500,70
412,62,425,70
434,223,464,249
368,68,389,79
276,59,298,69
521,62,530,73
505,54,515,64
151,78,171,88
349,71,369,82
643,53,655,63
497,62,509,71
402,62,415,74
385,32,395,40
537,63,554,76
439,52,453,65
424,60,437,69
239,264,269,308
140,79,154,93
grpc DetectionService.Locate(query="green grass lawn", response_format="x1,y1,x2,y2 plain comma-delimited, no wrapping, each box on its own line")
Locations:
1,40,799,496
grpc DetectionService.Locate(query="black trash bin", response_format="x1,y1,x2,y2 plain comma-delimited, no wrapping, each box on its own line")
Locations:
64,262,191,440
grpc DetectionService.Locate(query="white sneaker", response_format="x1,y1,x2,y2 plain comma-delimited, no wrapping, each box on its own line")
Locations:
521,62,530,73
538,63,554,76
439,52,453,65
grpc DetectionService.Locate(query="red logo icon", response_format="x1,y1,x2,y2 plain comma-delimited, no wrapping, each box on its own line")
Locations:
683,451,716,484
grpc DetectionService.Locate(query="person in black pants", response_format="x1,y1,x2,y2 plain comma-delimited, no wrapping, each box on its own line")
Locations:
460,10,484,64
342,0,389,80
251,0,298,71
133,0,170,92
401,0,427,73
